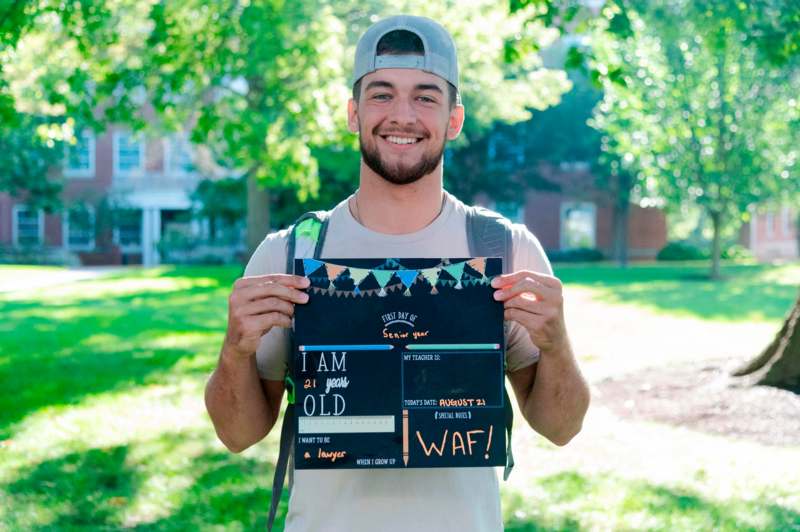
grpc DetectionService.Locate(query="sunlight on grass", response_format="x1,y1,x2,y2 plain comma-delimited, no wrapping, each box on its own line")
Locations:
2,276,220,302
502,471,800,531
2,264,799,530
556,261,800,323
0,265,288,530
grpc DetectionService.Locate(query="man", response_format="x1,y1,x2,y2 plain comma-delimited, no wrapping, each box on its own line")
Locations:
205,15,590,532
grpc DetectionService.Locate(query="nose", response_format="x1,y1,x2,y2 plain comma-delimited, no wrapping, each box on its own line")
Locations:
388,96,417,126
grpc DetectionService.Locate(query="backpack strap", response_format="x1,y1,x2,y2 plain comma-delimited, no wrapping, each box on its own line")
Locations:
466,205,513,274
465,205,516,481
268,210,331,532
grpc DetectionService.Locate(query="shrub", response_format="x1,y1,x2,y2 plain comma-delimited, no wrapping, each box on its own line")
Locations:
656,241,709,261
548,248,605,263
721,244,754,260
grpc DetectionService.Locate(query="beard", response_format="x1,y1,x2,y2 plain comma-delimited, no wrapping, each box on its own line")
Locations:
359,126,446,186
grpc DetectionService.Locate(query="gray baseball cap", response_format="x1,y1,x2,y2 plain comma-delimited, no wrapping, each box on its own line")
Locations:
352,15,459,90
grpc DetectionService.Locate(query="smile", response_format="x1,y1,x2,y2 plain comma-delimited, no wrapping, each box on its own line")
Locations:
381,135,423,145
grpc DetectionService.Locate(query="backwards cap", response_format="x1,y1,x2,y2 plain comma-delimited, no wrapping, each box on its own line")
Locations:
352,15,459,90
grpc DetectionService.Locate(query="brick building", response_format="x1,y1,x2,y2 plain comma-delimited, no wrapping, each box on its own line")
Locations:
0,127,208,266
479,160,667,261
741,206,799,261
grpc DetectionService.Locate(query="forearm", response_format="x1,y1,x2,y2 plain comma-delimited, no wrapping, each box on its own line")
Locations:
205,347,275,452
522,339,590,445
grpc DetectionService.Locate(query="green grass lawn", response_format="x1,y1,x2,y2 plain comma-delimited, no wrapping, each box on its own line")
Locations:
555,260,800,323
0,262,798,530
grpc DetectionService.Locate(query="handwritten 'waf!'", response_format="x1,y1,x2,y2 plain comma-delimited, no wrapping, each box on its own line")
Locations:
301,257,491,297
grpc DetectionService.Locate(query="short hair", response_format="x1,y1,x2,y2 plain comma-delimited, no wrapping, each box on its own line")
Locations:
352,29,459,109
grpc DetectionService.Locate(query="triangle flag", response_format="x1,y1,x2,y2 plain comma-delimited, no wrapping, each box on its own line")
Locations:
349,268,371,289
468,258,487,279
443,261,466,289
325,263,346,290
421,267,440,290
396,270,418,289
303,259,324,277
372,269,394,297
396,270,418,297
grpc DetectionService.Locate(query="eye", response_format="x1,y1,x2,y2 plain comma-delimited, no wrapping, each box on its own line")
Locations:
371,93,391,101
417,95,437,103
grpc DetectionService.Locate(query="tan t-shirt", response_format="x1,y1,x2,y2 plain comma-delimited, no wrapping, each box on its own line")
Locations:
245,191,552,532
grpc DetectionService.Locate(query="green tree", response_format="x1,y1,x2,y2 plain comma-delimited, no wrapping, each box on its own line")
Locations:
2,0,572,250
590,2,800,279
511,0,800,388
0,113,63,211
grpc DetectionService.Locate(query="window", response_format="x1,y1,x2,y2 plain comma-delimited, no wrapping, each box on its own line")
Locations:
781,207,793,236
165,135,195,174
765,212,774,238
114,132,145,175
64,205,95,250
114,209,142,249
560,202,597,249
12,206,43,247
64,131,96,178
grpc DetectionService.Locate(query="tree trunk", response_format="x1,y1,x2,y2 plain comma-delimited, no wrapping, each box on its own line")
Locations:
732,290,800,390
208,215,216,244
246,172,270,258
710,210,722,280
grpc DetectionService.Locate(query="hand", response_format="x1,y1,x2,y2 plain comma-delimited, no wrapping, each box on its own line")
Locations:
491,270,568,354
223,274,310,359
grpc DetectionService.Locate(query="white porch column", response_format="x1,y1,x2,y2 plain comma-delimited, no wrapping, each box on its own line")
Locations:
141,207,162,267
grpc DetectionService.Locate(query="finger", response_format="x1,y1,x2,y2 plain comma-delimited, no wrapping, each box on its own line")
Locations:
491,270,561,290
235,274,310,290
242,312,293,336
238,282,310,305
262,312,293,330
493,276,560,303
503,294,547,315
240,297,296,318
503,307,544,331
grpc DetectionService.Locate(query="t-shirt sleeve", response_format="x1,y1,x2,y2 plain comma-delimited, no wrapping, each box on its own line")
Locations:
505,223,553,373
243,228,292,381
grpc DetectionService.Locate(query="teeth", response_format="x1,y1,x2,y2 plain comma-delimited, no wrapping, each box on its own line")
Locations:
385,136,420,145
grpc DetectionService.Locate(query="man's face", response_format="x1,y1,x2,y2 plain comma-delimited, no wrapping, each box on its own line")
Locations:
347,68,464,185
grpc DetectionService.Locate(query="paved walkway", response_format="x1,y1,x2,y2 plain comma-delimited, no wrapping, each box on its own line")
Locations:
0,266,127,293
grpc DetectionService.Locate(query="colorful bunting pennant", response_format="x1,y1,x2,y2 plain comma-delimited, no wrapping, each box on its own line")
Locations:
420,267,441,294
325,263,346,290
395,270,419,296
348,267,371,295
468,258,487,281
371,270,395,297
443,261,466,289
303,259,324,276
302,259,494,297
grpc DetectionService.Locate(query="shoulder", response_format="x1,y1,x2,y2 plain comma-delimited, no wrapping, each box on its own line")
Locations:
509,222,553,275
243,228,291,276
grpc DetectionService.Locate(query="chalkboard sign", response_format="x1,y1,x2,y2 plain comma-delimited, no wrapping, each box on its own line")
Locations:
292,258,506,470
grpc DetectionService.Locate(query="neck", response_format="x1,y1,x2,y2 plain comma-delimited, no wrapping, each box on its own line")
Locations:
353,161,445,234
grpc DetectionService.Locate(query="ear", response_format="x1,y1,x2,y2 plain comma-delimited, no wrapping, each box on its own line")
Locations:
347,98,359,133
446,103,465,140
